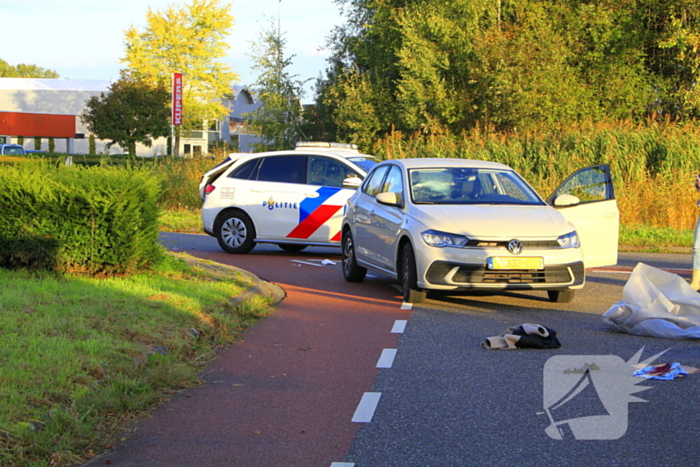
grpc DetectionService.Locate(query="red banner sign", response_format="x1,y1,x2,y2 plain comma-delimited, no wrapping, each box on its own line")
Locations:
172,73,183,126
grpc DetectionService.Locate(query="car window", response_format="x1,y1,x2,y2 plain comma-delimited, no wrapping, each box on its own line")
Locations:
362,165,390,197
550,165,612,203
308,156,360,188
227,159,259,180
256,155,306,184
347,156,378,173
381,165,403,194
409,167,543,205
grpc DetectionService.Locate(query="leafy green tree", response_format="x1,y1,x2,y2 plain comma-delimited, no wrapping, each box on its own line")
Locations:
320,0,700,140
245,22,308,151
121,0,239,153
631,0,700,119
0,59,59,78
81,77,171,156
316,0,406,149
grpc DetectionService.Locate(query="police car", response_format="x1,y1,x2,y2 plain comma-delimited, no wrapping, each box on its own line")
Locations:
200,142,378,254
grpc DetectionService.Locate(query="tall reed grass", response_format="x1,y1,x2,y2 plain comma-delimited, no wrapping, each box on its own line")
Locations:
374,122,700,230
156,124,700,232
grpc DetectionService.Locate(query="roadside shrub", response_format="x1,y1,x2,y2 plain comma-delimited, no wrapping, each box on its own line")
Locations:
156,156,219,210
0,161,164,275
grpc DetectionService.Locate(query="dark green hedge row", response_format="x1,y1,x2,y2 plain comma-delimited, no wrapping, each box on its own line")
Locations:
0,162,164,274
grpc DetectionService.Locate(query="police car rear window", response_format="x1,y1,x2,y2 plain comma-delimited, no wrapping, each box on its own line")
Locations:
257,155,305,184
228,159,259,180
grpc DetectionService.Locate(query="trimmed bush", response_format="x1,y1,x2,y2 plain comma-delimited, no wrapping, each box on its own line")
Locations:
0,161,164,275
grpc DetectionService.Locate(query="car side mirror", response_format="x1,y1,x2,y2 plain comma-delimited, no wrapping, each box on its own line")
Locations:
376,191,402,206
342,176,363,189
553,194,580,207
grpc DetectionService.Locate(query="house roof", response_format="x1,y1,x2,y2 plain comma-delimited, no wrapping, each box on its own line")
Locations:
0,78,113,92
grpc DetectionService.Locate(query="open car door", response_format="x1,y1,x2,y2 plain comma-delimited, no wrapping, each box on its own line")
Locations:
546,164,619,269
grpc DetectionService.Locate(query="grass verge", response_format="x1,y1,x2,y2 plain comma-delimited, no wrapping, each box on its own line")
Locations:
0,252,275,467
620,224,693,253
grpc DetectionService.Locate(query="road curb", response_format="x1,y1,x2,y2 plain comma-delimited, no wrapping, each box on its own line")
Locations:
173,252,286,306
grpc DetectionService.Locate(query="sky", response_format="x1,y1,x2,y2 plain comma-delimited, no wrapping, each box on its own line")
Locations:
0,0,346,103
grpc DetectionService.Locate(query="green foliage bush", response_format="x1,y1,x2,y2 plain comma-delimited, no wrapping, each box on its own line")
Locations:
0,162,164,274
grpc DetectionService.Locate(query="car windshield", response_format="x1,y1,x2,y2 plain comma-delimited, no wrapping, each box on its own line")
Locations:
347,156,378,174
409,167,544,205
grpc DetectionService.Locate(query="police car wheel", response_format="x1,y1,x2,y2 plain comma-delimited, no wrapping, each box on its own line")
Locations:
278,244,307,253
342,229,366,282
216,211,256,254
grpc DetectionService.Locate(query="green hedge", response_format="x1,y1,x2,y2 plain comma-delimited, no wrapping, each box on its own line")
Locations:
0,162,164,274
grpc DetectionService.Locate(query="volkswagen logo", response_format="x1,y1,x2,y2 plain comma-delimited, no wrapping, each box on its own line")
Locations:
508,239,523,255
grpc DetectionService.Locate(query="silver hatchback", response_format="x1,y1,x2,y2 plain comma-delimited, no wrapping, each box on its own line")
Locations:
341,158,618,303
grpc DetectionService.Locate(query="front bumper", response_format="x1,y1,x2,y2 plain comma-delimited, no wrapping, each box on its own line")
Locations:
413,243,586,291
425,260,585,290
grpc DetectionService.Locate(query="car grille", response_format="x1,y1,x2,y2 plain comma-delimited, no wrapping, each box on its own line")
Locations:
426,261,585,285
465,239,560,248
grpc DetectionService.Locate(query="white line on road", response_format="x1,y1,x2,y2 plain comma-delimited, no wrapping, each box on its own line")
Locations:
391,320,407,333
401,301,413,310
352,392,382,423
376,348,397,368
330,463,355,467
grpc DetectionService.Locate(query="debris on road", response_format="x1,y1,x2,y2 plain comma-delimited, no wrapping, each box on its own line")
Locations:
602,263,700,339
482,323,561,349
633,362,689,380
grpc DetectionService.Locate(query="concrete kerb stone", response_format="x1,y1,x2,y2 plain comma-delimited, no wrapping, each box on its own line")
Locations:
173,252,286,307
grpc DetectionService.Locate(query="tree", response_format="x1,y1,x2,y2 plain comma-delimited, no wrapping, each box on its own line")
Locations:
320,0,700,141
121,0,239,153
81,77,171,156
245,22,308,151
0,59,58,78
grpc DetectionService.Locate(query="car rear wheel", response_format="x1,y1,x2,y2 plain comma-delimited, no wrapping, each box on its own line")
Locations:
278,244,307,253
547,290,575,303
401,244,426,304
216,211,256,254
342,229,367,282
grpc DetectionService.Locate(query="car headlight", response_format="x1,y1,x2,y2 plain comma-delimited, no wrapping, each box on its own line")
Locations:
557,231,580,249
421,230,469,248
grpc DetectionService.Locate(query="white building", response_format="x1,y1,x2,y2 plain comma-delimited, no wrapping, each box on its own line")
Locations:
0,78,263,156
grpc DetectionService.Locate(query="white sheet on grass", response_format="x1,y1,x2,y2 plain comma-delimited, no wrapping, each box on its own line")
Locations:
602,262,700,339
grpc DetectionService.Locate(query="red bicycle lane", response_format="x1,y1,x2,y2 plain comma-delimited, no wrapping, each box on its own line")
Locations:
95,251,409,467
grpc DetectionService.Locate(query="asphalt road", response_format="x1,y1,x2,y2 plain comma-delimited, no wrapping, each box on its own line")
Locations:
113,233,700,466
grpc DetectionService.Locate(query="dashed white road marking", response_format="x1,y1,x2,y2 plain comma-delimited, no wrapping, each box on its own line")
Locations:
376,348,397,368
330,463,355,467
391,319,407,333
401,301,413,310
352,392,382,423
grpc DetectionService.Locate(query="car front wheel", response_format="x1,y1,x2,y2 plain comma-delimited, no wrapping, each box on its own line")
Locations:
342,229,367,282
401,244,426,304
216,211,256,254
547,290,575,303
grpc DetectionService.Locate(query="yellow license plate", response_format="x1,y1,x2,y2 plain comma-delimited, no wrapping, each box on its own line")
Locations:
487,256,543,270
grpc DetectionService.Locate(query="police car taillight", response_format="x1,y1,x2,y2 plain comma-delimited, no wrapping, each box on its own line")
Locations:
204,184,216,195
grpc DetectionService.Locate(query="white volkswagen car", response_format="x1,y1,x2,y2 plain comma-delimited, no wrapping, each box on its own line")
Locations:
341,158,619,303
200,142,377,254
